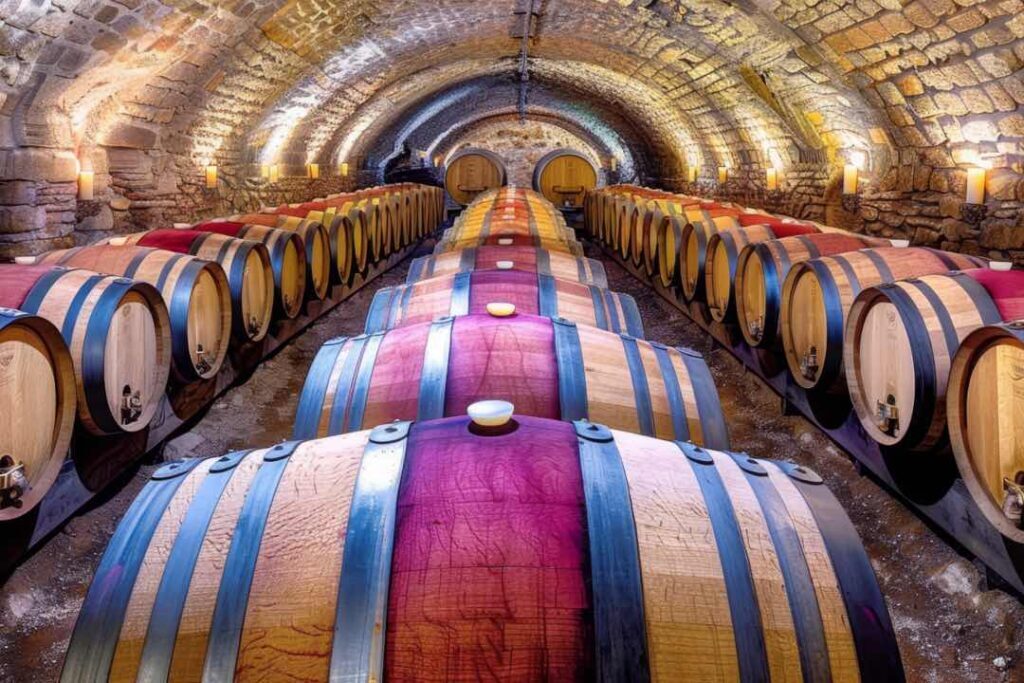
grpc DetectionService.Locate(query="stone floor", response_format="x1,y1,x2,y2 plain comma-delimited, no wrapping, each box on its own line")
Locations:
1,239,1023,682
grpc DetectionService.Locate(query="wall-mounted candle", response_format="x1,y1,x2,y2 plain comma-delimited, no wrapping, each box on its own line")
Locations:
718,166,728,184
688,167,698,183
434,155,443,167
339,162,349,177
308,163,319,180
269,164,280,183
766,167,778,191
843,164,859,194
966,167,986,204
610,157,618,172
260,164,269,179
78,171,94,200
205,165,217,189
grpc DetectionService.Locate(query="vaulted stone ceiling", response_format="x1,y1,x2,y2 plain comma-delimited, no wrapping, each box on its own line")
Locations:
2,0,1023,257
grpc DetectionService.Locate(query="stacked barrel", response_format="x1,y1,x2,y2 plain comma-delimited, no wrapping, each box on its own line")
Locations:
64,186,904,681
0,183,437,523
587,184,1024,551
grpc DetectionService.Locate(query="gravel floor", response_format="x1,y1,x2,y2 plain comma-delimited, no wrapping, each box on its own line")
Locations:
1,237,1022,682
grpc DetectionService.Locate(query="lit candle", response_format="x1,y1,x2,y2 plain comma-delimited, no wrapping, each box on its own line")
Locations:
269,164,280,183
766,167,778,191
688,167,698,183
843,164,859,195
308,163,319,180
434,155,443,167
610,157,618,172
78,171,94,200
339,162,349,177
260,164,269,179
966,167,986,205
718,166,728,184
205,165,217,189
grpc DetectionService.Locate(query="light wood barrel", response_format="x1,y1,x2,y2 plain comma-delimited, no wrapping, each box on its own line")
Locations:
189,221,307,318
116,230,274,343
63,415,903,682
364,270,645,337
407,245,607,287
0,307,76,521
0,264,171,436
948,320,1024,540
532,149,598,208
781,247,987,393
444,148,506,205
678,209,745,302
36,245,232,383
846,269,1024,452
735,233,891,348
294,313,728,447
704,220,821,323
271,205,352,285
229,215,331,300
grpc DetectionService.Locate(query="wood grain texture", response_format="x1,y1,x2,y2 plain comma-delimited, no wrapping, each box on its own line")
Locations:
535,152,597,208
445,153,505,205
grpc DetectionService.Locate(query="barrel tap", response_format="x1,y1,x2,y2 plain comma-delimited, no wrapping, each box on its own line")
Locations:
876,395,900,436
0,455,27,509
195,343,212,375
799,346,818,380
1002,477,1024,527
748,316,764,339
120,384,143,425
248,315,261,337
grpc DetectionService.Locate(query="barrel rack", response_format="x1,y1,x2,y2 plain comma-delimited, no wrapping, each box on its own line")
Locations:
600,243,1024,595
0,238,424,576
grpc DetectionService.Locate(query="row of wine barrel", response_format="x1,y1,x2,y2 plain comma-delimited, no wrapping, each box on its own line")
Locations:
65,185,905,680
587,184,1024,545
0,183,438,522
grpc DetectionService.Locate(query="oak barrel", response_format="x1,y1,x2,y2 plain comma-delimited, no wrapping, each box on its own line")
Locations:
115,230,273,343
444,148,506,205
63,415,903,682
407,245,607,287
948,320,1024,540
703,220,821,322
364,269,644,337
294,313,728,446
532,149,598,208
224,216,331,300
780,247,987,392
0,264,171,435
35,245,232,383
189,221,309,316
0,308,76,520
735,233,891,348
269,204,353,284
845,269,1024,451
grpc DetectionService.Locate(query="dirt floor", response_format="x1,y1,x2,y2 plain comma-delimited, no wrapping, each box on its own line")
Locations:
2,236,1024,682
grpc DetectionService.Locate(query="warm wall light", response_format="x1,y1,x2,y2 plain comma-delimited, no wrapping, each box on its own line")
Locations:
842,164,859,195
718,166,728,184
610,157,618,172
433,155,443,167
205,165,217,189
766,167,779,191
260,164,269,179
308,163,320,180
269,164,280,183
78,171,94,200
339,162,349,177
688,167,698,183
966,167,986,204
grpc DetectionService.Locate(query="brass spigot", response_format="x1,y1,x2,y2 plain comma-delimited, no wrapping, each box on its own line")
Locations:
876,397,900,437
0,455,27,507
799,346,819,380
121,384,143,425
748,317,763,339
1002,477,1024,526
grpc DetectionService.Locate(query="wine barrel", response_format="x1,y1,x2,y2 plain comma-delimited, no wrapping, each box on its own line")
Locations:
407,245,607,287
294,313,728,446
678,209,745,302
948,320,1024,540
444,148,506,205
0,264,171,435
364,270,645,337
633,198,695,277
268,204,354,285
0,308,76,521
532,149,598,209
35,245,232,383
226,215,331,300
781,247,987,393
704,220,821,323
735,233,891,348
63,414,903,682
114,230,273,343
846,269,1024,452
187,221,307,318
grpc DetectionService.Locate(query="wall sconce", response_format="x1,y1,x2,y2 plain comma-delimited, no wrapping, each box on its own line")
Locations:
766,167,778,191
688,167,698,183
841,162,861,213
205,165,218,189
260,164,270,179
718,166,728,184
78,170,94,201
609,157,618,172
308,163,320,180
433,155,443,168
269,164,280,183
339,162,349,177
963,166,988,225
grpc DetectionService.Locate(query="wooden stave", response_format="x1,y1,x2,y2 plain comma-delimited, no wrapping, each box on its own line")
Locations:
363,270,645,337
735,233,891,349
0,308,77,521
292,313,729,448
192,222,307,319
947,321,1024,541
62,416,903,683
1,265,172,435
406,246,608,287
36,246,233,383
780,247,988,393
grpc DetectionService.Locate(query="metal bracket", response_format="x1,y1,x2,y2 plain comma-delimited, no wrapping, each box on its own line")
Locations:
962,202,988,226
574,419,614,443
786,463,824,485
370,420,412,445
679,442,714,465
733,453,768,476
841,194,861,213
210,449,253,474
152,458,204,481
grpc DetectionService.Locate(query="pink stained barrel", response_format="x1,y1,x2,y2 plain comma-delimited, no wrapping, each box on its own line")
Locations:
134,229,203,253
0,264,55,309
961,268,1024,320
386,415,592,680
